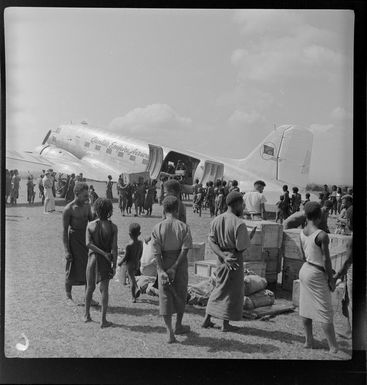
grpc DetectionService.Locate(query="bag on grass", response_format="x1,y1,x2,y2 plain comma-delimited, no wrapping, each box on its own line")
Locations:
249,289,275,309
243,296,255,310
140,241,157,277
243,274,268,296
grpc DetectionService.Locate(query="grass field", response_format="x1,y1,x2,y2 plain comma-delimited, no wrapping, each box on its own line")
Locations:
4,181,352,359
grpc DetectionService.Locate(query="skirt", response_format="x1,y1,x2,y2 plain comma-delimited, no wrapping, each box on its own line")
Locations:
299,262,333,323
206,253,244,321
65,228,88,285
158,250,188,316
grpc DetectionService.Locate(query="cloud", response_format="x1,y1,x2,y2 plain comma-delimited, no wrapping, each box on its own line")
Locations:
309,123,334,134
230,10,350,84
109,104,192,136
228,110,266,126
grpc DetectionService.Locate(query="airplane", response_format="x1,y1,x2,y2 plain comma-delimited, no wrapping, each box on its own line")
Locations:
6,121,314,207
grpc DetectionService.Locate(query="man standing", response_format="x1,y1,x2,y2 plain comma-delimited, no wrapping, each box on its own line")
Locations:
282,185,291,218
243,180,267,220
202,191,250,332
63,182,96,303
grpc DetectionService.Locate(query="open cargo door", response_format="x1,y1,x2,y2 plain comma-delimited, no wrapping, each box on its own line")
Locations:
146,144,164,179
200,160,224,185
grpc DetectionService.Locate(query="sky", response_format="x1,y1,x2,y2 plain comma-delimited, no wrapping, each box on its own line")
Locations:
5,8,354,184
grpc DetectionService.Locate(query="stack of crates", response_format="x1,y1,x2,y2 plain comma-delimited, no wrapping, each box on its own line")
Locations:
281,229,350,291
243,220,283,284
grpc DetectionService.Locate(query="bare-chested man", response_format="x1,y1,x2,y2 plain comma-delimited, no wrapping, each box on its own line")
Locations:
63,182,97,304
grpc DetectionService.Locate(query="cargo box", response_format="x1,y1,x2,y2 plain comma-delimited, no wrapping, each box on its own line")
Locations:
194,260,217,278
243,261,266,278
282,257,304,291
263,248,281,274
244,220,283,249
265,272,278,284
187,242,205,265
243,245,264,262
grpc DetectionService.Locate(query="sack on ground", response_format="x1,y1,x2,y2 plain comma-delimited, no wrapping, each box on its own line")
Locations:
136,275,156,293
187,276,216,306
140,241,157,276
244,274,268,296
243,296,255,310
249,289,275,308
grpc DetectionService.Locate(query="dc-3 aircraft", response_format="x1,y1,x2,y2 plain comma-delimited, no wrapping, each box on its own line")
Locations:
6,122,313,205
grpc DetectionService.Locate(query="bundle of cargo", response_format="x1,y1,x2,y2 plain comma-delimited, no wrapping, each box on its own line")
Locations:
281,229,350,291
243,273,275,311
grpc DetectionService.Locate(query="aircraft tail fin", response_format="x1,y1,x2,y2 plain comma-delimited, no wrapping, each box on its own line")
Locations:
238,125,313,188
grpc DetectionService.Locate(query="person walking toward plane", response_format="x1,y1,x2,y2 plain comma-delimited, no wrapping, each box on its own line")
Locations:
243,180,267,220
207,181,216,218
202,191,250,332
299,201,338,354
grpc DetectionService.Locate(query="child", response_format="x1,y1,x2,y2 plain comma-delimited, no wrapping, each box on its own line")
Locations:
85,198,118,328
89,185,99,206
275,195,285,224
118,223,143,302
303,193,310,208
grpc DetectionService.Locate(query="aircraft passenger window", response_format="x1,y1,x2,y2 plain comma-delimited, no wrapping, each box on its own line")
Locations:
106,148,112,154
118,152,124,157
129,155,136,161
142,159,148,165
95,145,101,151
84,142,90,148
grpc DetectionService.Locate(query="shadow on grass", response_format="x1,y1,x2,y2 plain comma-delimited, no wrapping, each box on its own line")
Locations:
181,331,279,354
108,323,166,334
108,306,158,317
237,325,305,344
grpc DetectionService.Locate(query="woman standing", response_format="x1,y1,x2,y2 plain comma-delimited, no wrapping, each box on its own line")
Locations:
299,201,338,353
43,170,55,213
144,180,157,216
151,196,193,343
106,175,113,200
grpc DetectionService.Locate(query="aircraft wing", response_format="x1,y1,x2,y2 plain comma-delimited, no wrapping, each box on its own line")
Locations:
6,148,119,181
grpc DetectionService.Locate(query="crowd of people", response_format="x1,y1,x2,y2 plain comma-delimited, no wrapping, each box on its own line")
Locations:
57,176,353,352
6,168,353,351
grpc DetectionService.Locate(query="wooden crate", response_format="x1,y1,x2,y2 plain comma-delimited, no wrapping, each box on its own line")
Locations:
265,272,278,284
243,261,266,278
194,260,217,278
263,247,282,274
282,257,304,291
243,245,264,262
292,279,300,307
187,242,205,265
282,229,303,260
244,220,283,248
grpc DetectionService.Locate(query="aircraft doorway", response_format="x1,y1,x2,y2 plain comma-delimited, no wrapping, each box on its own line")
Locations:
160,151,200,186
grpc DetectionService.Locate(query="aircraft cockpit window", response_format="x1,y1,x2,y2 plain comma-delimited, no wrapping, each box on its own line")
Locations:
84,142,90,148
129,155,136,161
95,145,101,151
106,148,112,154
118,152,124,158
